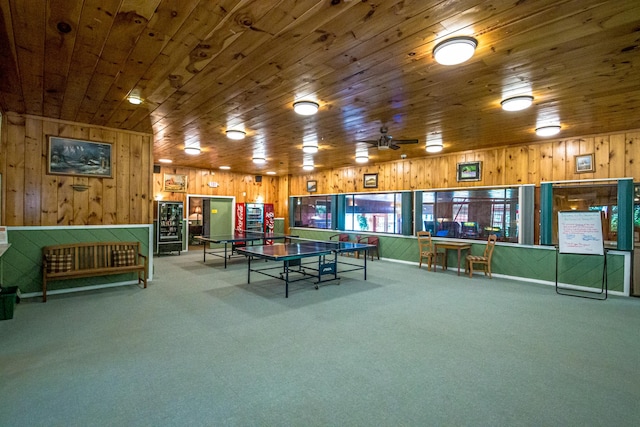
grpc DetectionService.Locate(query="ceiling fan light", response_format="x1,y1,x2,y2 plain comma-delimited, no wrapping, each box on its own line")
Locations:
226,129,246,140
535,125,561,137
433,36,477,65
501,95,534,111
426,141,443,153
293,101,319,115
184,146,201,155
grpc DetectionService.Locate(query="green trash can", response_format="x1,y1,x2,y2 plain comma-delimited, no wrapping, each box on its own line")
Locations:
0,286,18,320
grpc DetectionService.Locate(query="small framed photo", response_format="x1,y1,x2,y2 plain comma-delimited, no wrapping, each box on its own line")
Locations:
575,153,595,173
163,173,188,192
307,180,317,192
363,173,378,188
456,161,482,182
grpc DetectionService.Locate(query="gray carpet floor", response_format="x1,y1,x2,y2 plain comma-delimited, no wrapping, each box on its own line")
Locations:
1,250,640,426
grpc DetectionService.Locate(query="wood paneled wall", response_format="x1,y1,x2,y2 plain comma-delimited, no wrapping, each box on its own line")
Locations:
289,131,640,194
1,113,153,226
152,167,288,222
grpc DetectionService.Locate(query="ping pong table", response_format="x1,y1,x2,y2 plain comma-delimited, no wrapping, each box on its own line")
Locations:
235,238,376,297
196,231,293,268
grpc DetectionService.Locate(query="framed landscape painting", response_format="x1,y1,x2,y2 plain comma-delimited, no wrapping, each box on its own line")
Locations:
456,161,482,182
47,136,113,178
363,173,378,188
163,173,188,192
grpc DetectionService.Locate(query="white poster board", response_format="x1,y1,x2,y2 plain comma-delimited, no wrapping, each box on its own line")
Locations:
558,211,604,255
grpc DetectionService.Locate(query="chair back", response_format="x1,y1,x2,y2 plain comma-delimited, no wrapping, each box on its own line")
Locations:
484,234,498,260
417,231,434,253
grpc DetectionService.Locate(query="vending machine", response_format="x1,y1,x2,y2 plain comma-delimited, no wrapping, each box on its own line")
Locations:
154,201,184,255
235,203,274,233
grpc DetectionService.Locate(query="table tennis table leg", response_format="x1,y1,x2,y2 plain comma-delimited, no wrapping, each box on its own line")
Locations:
246,256,251,284
364,251,367,280
284,260,289,298
223,243,228,268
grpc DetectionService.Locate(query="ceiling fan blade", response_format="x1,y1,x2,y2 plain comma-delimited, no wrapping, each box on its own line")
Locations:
355,140,377,144
389,144,401,150
392,139,419,144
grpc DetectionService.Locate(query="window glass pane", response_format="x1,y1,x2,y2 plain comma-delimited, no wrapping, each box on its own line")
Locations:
345,193,402,234
552,184,618,245
292,196,331,229
421,187,519,242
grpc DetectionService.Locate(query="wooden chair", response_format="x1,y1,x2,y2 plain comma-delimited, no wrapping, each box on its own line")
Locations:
329,233,352,256
465,234,497,278
357,235,380,260
417,231,444,271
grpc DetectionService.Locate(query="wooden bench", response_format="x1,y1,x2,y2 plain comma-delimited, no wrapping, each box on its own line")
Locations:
42,241,148,303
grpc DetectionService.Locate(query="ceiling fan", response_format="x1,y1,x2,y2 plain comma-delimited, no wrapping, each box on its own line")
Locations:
355,126,419,150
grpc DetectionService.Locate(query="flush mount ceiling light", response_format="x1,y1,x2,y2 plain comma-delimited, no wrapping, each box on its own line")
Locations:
501,95,534,111
158,158,172,163
252,156,266,164
426,140,444,153
433,36,478,65
219,166,231,170
535,125,561,137
355,153,369,163
184,146,201,155
127,95,143,105
226,130,246,140
302,140,319,154
302,159,315,171
293,101,319,115
266,171,277,175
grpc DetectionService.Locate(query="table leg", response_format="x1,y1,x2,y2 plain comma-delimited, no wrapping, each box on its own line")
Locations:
223,243,228,268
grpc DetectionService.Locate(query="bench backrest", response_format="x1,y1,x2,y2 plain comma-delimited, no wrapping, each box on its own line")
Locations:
43,242,142,271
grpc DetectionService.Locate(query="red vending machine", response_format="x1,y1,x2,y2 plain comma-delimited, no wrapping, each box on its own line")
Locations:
235,203,274,233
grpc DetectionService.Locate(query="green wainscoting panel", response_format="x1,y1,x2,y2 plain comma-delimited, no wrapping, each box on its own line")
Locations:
290,229,627,292
3,226,151,296
274,218,285,234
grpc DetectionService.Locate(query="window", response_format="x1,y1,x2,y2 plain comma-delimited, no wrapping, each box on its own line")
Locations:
291,195,332,229
552,184,618,244
420,188,519,242
345,193,403,234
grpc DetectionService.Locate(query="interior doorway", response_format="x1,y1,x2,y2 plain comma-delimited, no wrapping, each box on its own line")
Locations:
186,195,234,251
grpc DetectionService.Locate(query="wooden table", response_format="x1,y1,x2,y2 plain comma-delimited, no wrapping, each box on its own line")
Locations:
433,241,472,276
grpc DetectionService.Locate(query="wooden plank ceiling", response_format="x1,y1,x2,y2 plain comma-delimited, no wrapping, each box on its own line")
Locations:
1,0,639,175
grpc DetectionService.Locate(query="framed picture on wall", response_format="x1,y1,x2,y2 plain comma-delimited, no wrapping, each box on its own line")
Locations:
363,173,378,188
47,136,113,178
307,180,317,192
575,153,595,173
456,161,482,182
163,173,188,192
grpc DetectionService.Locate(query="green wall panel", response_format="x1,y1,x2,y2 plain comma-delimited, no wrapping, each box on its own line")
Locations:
3,226,151,295
291,228,626,292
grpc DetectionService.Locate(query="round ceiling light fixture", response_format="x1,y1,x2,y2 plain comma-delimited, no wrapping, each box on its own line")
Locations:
302,140,319,154
433,36,478,65
293,101,319,115
535,125,561,137
426,140,444,153
226,130,246,140
501,95,534,111
219,166,231,170
355,154,369,163
252,156,266,164
302,159,315,171
184,146,201,155
127,95,143,105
